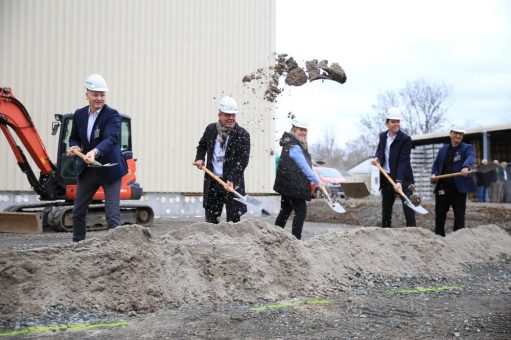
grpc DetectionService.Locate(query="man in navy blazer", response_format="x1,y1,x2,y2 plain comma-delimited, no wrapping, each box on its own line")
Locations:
431,128,476,236
194,96,250,223
372,108,416,228
67,74,128,242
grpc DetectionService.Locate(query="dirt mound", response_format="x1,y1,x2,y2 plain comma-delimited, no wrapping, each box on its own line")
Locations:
1,221,510,321
307,199,511,234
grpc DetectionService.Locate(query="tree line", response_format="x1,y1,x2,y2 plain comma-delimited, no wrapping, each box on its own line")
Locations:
310,78,452,170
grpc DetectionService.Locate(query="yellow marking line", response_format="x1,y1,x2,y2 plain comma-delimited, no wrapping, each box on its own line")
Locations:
250,299,330,311
394,285,461,294
0,321,128,337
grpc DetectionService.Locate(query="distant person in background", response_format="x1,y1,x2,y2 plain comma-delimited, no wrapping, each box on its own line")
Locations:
273,119,325,240
431,128,476,237
490,160,504,203
501,161,511,203
475,159,491,202
371,108,416,228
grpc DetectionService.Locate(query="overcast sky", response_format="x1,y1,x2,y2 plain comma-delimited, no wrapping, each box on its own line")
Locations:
275,0,511,146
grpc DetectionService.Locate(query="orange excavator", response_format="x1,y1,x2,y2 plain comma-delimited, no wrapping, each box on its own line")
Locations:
0,87,153,232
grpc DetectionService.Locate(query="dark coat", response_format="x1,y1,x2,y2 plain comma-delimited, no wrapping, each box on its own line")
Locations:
374,129,414,188
69,104,128,184
195,123,250,213
431,142,477,193
273,132,312,201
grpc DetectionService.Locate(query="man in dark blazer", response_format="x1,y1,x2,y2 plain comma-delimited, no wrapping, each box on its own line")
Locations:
431,128,476,236
67,74,128,242
372,108,416,228
194,96,250,223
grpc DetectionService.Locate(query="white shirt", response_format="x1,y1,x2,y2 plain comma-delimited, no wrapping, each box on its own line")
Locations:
87,107,101,142
212,135,229,177
384,132,397,173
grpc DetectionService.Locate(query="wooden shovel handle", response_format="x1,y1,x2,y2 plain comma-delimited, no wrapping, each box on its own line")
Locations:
320,185,333,201
195,163,235,193
374,162,407,200
431,169,475,180
71,149,93,164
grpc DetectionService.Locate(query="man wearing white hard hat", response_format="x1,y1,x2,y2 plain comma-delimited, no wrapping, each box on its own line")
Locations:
431,128,476,236
371,107,416,228
273,118,325,239
194,96,251,223
67,74,128,242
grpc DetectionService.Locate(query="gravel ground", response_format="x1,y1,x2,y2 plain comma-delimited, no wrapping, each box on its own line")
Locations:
2,262,509,339
1,202,510,339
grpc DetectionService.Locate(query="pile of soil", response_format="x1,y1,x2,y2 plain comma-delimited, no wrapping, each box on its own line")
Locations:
307,199,511,234
1,219,510,323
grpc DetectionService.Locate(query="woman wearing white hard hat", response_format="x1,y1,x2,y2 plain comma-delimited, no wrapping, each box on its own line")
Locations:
273,119,325,239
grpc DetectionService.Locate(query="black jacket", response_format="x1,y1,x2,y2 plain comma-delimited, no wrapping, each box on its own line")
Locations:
195,123,250,212
274,132,312,201
374,129,414,188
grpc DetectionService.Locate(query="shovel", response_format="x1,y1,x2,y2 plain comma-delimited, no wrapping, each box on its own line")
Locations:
374,162,428,215
340,182,370,199
197,165,265,210
319,186,346,213
431,162,497,180
71,149,118,168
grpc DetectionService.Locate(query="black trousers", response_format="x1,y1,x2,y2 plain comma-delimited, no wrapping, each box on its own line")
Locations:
435,186,467,237
274,195,307,240
73,171,122,242
381,177,416,228
205,180,242,224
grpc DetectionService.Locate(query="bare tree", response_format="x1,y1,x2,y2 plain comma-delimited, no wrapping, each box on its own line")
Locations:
310,126,345,169
343,135,375,170
370,79,451,135
400,79,451,134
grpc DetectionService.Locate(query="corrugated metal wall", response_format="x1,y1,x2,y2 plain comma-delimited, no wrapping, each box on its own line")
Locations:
0,0,276,193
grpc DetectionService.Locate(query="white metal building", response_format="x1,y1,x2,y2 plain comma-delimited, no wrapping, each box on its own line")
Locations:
0,0,276,195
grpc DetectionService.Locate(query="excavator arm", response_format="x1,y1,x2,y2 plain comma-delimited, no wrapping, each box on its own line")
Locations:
0,87,59,199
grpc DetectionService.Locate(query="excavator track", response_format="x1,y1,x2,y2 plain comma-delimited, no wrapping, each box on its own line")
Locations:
3,203,154,232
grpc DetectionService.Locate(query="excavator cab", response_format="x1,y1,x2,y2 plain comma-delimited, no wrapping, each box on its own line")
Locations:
53,114,81,182
52,114,133,185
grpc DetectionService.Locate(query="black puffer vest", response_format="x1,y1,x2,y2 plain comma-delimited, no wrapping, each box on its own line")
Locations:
274,132,313,201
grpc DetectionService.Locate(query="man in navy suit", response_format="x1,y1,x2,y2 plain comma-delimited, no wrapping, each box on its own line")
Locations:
193,96,250,223
67,74,128,242
431,128,476,236
372,108,416,228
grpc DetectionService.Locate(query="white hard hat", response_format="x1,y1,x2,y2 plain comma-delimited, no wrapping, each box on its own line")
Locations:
386,107,402,120
450,128,466,134
218,96,238,114
291,119,308,129
85,74,109,92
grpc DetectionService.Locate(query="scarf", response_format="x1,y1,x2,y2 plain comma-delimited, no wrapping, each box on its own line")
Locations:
216,121,233,148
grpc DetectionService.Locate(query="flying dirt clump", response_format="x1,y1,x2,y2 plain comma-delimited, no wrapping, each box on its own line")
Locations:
242,53,347,102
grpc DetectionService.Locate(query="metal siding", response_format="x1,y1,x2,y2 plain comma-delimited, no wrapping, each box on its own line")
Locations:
0,0,276,193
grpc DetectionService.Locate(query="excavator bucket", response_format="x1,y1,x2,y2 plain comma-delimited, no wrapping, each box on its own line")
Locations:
0,212,42,234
